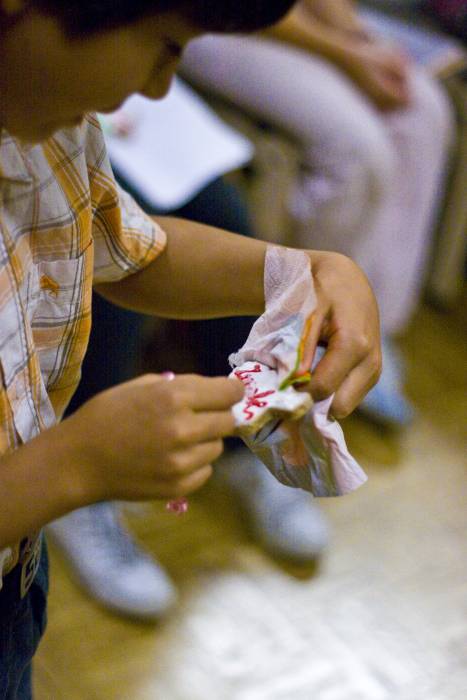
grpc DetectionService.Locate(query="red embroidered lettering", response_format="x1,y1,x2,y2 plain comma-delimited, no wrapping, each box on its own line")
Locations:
243,389,275,420
234,364,263,382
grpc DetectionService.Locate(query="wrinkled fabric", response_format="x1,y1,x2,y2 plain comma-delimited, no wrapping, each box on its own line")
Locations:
229,246,367,497
230,361,312,435
229,247,317,386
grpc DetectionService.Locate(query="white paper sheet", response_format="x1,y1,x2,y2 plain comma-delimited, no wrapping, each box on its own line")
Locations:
99,79,254,210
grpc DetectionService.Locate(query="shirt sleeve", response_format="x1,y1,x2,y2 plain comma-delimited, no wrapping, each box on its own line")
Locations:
84,115,167,284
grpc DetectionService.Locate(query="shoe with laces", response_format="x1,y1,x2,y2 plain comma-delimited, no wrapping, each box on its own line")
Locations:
219,448,330,562
46,502,177,621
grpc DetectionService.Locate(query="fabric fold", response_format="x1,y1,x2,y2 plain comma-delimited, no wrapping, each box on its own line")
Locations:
229,246,367,497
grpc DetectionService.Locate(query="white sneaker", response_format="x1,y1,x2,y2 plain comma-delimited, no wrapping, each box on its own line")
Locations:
47,502,177,621
219,448,330,562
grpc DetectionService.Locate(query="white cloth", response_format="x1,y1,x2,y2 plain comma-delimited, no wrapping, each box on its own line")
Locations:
229,247,367,497
229,246,317,385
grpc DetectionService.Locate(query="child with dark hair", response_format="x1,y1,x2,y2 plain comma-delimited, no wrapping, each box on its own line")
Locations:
0,1,381,696
33,0,296,35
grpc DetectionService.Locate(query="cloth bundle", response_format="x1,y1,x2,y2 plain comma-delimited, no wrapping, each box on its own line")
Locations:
229,246,367,497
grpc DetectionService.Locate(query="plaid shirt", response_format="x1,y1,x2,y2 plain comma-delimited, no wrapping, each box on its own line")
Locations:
0,115,166,584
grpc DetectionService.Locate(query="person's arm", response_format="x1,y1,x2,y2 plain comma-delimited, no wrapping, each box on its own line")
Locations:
266,2,364,67
0,422,85,549
302,0,367,37
0,218,380,548
265,2,411,111
0,372,243,549
96,217,266,319
96,216,381,419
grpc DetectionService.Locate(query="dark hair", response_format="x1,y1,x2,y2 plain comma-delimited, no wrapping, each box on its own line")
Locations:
33,0,296,36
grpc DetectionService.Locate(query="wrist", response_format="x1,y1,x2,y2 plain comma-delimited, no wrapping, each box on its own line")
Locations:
326,38,366,72
308,249,357,289
307,29,365,72
0,420,97,548
58,411,106,508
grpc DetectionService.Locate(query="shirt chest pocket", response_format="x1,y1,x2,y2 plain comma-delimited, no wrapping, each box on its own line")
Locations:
30,241,94,390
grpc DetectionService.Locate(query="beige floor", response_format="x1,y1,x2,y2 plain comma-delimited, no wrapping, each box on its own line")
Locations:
34,292,467,700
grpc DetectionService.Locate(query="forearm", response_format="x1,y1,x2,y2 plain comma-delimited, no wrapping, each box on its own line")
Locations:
0,422,86,549
302,0,365,36
95,217,268,319
265,4,362,68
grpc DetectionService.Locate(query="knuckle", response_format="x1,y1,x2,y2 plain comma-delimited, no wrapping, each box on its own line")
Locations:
167,415,192,445
354,332,372,357
191,464,213,488
168,451,189,475
332,387,358,417
210,439,224,461
333,399,352,420
169,466,212,499
312,375,333,399
172,420,191,445
165,388,185,412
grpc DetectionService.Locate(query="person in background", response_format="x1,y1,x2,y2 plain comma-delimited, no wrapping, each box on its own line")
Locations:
181,0,455,426
47,84,330,621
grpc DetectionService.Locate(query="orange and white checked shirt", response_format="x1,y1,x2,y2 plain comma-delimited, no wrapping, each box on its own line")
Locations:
0,115,166,586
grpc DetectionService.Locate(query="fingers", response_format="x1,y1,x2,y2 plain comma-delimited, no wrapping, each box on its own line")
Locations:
191,376,244,411
304,252,381,417
328,357,381,419
173,410,237,445
163,464,214,499
307,334,381,417
307,331,366,399
164,374,244,411
155,375,241,446
160,439,224,481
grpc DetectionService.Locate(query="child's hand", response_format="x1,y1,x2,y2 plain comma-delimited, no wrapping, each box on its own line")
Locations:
64,374,244,504
306,251,382,418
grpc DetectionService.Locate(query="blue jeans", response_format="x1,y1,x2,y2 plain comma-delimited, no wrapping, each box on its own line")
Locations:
0,541,48,700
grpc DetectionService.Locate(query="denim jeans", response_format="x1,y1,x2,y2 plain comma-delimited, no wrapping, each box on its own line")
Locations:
0,540,48,700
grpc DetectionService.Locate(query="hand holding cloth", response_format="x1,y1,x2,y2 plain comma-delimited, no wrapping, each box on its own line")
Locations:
229,246,367,497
